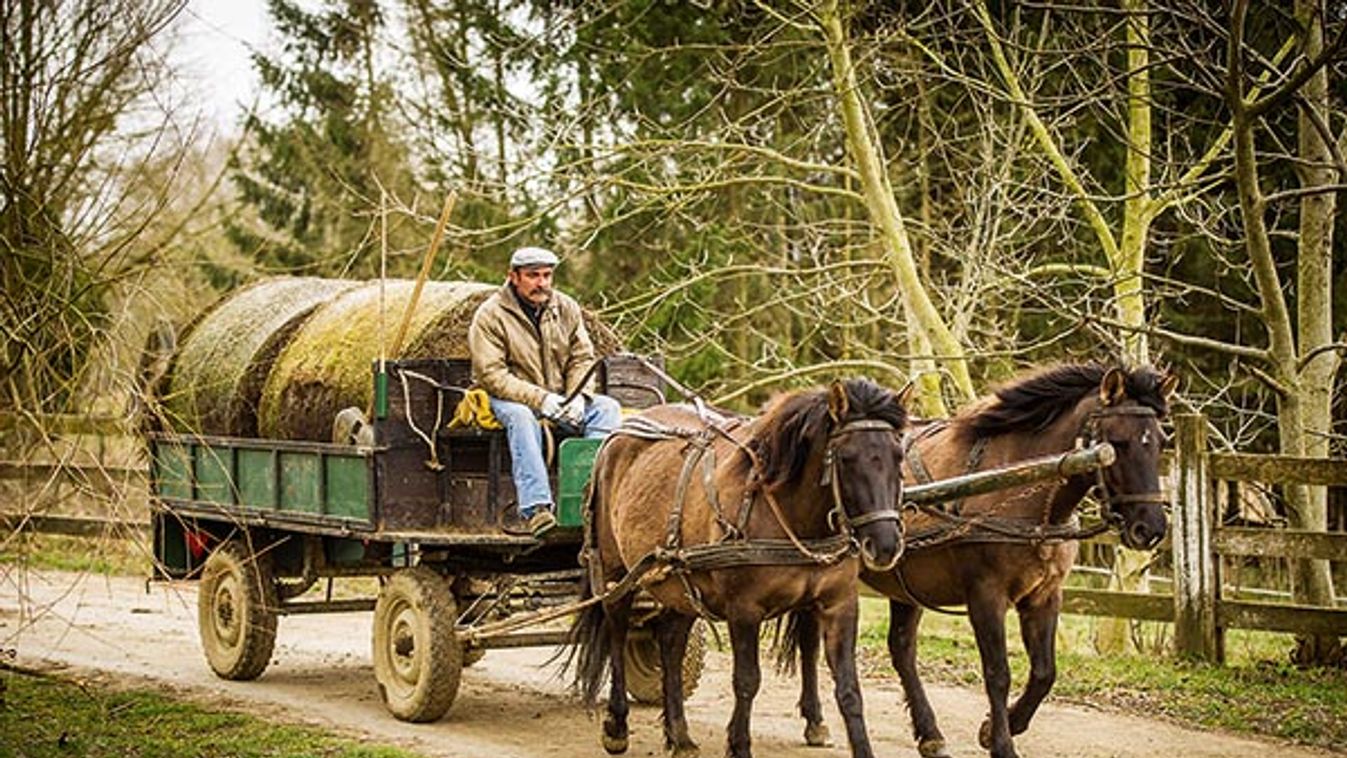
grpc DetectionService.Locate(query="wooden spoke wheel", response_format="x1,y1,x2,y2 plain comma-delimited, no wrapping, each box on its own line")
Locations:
198,540,278,681
623,620,707,704
371,567,463,722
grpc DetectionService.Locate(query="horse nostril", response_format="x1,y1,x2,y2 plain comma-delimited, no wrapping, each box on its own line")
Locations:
1128,521,1160,550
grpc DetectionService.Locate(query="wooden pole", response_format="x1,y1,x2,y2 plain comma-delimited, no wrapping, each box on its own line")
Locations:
389,191,458,358
1172,413,1222,662
903,443,1115,506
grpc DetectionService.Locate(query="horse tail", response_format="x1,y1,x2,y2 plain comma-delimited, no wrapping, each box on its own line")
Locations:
773,608,809,676
565,566,611,706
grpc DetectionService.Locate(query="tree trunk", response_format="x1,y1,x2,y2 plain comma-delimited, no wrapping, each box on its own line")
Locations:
817,1,972,413
1289,0,1340,665
1098,0,1155,655
1228,0,1339,664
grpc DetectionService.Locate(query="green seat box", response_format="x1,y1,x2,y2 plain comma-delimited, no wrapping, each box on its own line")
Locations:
557,437,602,528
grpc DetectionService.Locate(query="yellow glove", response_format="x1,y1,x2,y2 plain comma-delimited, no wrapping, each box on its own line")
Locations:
448,388,502,430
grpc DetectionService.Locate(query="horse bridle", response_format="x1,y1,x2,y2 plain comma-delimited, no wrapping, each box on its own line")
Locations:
1079,404,1169,526
820,418,906,533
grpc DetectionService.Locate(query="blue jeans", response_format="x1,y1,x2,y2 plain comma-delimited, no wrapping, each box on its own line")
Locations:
489,394,622,517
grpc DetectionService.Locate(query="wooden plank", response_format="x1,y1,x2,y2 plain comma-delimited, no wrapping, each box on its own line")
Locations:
0,413,128,436
1172,414,1221,662
1061,588,1175,621
0,461,145,479
1209,453,1347,486
0,512,148,538
1214,527,1347,561
0,461,145,494
1218,600,1347,637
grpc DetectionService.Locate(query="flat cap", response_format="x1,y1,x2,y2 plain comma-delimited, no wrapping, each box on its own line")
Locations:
509,246,559,269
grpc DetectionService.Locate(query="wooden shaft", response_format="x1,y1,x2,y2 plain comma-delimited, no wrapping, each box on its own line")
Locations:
903,443,1116,506
389,191,457,358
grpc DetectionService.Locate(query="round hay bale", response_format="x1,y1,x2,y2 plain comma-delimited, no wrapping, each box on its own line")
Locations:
160,277,359,436
258,281,496,440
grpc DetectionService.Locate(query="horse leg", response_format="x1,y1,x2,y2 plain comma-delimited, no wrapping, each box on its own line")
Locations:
888,600,948,758
1007,593,1060,736
967,587,1016,758
657,612,699,758
603,594,636,755
795,611,830,747
819,596,875,758
726,618,762,758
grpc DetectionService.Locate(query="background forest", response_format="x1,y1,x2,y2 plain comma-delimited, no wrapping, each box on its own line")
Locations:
2,0,1345,660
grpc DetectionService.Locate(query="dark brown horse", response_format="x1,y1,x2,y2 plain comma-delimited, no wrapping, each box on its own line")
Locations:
787,363,1176,758
570,378,912,758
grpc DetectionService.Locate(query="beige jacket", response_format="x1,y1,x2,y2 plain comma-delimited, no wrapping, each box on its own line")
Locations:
467,283,597,410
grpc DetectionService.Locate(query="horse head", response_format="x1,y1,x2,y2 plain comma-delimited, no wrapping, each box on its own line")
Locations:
1084,366,1180,550
755,377,913,572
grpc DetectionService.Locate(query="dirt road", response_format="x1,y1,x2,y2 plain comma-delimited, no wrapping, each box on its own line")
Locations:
0,569,1336,757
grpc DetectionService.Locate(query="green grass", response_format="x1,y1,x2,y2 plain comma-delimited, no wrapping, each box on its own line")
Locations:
0,533,147,576
854,596,1347,751
0,670,421,758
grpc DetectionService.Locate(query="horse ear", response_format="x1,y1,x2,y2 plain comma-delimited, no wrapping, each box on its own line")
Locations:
895,379,915,410
1100,368,1127,406
1159,370,1181,399
827,380,850,423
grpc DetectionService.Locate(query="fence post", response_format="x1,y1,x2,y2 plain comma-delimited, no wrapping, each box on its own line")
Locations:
1172,413,1221,662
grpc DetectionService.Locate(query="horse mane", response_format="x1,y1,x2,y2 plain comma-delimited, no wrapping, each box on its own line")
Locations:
752,378,908,488
955,362,1171,438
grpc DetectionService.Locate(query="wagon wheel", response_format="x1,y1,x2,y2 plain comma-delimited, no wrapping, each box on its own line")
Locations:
371,567,463,722
623,620,707,704
198,539,278,681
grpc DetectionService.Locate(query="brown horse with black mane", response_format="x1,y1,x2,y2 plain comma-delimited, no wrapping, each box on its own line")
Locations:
570,378,912,758
786,363,1177,758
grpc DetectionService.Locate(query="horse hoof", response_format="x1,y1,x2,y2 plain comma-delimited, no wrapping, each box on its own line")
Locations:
667,743,700,758
978,719,992,750
603,714,629,755
804,721,831,747
918,737,951,758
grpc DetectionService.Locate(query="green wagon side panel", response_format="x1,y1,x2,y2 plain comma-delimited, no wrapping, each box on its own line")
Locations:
325,456,370,520
558,437,602,528
280,452,322,514
156,443,194,500
194,445,236,505
236,449,277,509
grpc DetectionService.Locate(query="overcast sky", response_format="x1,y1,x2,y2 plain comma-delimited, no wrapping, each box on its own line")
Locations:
178,0,269,130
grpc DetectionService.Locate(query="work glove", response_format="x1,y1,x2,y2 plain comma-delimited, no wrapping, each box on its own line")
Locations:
540,393,565,420
561,394,586,426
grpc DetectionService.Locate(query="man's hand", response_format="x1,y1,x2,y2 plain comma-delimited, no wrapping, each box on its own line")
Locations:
540,393,565,420
561,394,586,426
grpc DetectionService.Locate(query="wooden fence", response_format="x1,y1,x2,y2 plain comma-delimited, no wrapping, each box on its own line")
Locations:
1062,413,1347,662
4,411,1345,662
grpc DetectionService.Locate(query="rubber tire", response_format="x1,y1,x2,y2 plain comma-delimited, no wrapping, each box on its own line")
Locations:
371,567,463,722
198,540,278,681
623,620,707,704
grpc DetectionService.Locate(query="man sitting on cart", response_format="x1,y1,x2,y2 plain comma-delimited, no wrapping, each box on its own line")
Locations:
468,246,622,537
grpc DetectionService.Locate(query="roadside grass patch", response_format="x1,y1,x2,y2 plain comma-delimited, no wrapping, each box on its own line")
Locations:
856,596,1347,751
0,533,146,576
0,669,419,758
